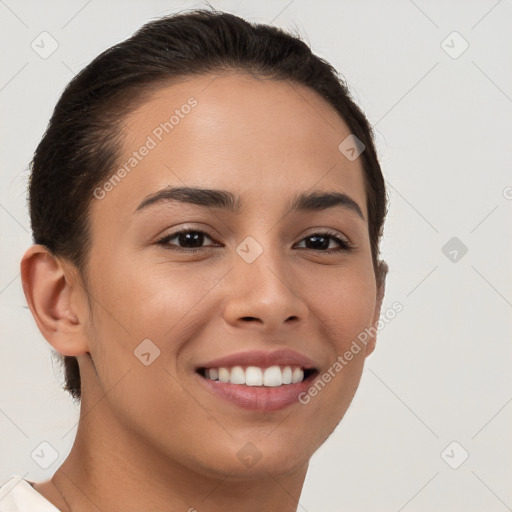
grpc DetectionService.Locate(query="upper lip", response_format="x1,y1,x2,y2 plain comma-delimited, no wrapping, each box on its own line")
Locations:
196,349,318,370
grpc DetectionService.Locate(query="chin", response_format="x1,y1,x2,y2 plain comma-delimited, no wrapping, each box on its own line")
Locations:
183,433,313,480
245,435,314,477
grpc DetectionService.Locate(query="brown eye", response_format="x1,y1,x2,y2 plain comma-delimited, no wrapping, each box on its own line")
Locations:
295,231,353,253
157,230,220,252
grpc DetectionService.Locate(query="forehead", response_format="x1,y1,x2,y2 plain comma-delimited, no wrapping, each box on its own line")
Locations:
91,73,367,221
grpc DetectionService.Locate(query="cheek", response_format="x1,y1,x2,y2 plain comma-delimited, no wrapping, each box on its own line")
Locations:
91,249,210,333
297,267,376,439
86,253,225,389
305,263,377,352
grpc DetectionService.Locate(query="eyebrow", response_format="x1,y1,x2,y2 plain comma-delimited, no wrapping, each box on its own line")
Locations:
135,186,365,220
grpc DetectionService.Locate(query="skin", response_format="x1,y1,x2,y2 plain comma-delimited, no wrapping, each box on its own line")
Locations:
21,73,386,512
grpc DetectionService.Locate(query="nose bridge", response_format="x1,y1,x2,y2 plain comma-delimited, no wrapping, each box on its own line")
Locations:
222,236,308,330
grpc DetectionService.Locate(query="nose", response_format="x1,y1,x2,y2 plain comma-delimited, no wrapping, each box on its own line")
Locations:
221,248,309,333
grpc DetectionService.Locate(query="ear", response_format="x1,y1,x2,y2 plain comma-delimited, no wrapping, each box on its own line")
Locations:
365,259,389,357
20,244,90,356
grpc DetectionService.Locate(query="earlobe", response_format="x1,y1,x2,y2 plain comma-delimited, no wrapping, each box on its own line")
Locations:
20,244,89,356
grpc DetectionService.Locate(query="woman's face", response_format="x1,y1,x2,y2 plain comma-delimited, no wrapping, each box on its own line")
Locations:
80,73,383,478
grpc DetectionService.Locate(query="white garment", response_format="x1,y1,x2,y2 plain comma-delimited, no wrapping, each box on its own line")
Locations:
0,476,60,512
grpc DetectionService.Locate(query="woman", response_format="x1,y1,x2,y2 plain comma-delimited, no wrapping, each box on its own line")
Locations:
1,9,388,511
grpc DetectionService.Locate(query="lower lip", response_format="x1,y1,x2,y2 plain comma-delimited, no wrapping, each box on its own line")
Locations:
196,373,315,412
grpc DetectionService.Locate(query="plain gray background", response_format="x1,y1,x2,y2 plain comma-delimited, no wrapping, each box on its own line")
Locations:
1,1,511,510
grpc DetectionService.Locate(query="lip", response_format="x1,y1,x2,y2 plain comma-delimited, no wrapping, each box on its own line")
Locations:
196,348,317,371
196,372,317,412
195,349,319,412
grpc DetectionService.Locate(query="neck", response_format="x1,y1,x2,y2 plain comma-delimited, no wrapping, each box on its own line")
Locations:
51,387,309,512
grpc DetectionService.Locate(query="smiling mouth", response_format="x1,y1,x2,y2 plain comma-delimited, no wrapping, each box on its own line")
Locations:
196,365,318,387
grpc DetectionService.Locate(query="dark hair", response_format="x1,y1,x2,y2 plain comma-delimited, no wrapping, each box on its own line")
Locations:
28,9,388,403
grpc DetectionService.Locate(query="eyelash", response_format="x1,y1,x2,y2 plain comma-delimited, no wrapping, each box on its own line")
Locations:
157,228,354,254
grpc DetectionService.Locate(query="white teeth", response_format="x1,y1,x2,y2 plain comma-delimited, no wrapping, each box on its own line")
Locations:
245,366,263,386
229,366,245,384
292,368,304,384
263,366,282,387
218,367,230,383
203,365,309,386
